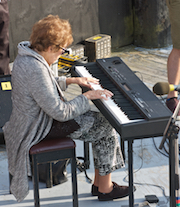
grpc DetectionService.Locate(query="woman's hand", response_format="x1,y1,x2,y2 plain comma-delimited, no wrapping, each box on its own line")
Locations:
66,77,113,100
83,89,113,101
66,77,99,89
76,77,100,89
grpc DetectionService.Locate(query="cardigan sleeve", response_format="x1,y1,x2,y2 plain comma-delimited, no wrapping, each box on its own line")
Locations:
55,76,67,91
28,63,90,122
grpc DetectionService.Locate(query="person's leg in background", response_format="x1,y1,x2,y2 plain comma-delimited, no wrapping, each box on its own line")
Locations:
0,0,10,75
166,0,180,115
167,48,180,100
166,48,180,114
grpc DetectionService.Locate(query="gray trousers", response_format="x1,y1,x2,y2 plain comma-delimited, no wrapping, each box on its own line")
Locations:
70,111,125,176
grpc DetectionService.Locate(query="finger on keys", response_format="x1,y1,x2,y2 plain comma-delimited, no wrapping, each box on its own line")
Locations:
100,89,113,100
87,77,100,85
105,89,113,97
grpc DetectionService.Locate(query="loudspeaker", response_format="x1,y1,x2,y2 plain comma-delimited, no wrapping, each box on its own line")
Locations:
0,75,12,144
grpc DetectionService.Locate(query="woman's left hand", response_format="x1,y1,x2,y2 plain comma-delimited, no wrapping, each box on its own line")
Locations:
76,77,100,89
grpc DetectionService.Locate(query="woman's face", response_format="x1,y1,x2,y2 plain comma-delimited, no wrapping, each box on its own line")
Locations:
46,47,64,65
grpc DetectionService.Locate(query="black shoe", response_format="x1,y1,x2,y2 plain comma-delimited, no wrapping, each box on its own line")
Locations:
98,182,130,201
91,184,98,196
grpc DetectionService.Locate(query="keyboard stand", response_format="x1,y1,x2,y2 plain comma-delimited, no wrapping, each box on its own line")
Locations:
128,139,134,207
126,134,179,207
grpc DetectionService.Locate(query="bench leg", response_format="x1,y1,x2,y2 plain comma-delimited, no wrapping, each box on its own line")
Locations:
31,155,40,207
9,173,12,194
84,142,90,169
71,150,78,207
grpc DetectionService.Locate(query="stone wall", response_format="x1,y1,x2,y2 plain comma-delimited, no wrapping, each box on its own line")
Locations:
134,0,171,48
8,0,170,62
8,0,133,61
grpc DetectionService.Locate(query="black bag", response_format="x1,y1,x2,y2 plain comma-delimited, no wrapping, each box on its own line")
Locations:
45,119,80,139
38,159,70,185
55,119,80,138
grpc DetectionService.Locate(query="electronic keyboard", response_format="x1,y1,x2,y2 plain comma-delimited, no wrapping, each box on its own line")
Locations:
71,56,172,141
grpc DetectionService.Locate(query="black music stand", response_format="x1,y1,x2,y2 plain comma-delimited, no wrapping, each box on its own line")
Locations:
159,100,180,207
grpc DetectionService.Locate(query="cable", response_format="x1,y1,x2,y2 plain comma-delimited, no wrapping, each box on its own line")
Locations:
76,157,92,183
128,70,171,203
152,138,169,158
123,138,169,204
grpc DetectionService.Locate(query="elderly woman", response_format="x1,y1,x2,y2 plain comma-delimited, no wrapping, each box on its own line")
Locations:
3,15,129,202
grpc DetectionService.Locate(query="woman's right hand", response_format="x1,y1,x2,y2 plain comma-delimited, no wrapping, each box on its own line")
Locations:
83,89,113,101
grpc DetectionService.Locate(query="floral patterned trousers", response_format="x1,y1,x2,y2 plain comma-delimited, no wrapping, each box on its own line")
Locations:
69,111,125,176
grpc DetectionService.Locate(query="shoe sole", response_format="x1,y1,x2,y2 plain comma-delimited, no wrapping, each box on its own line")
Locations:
98,192,129,201
98,186,136,201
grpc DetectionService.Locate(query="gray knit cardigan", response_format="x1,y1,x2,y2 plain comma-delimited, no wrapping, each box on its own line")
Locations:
3,41,90,202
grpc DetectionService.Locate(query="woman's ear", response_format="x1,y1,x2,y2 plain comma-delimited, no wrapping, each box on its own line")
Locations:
47,46,53,52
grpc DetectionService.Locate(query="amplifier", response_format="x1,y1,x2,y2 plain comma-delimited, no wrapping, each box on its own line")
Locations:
0,75,12,144
85,34,111,62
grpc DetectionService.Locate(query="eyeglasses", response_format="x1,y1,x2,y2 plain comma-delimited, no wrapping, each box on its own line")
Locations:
60,47,69,54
